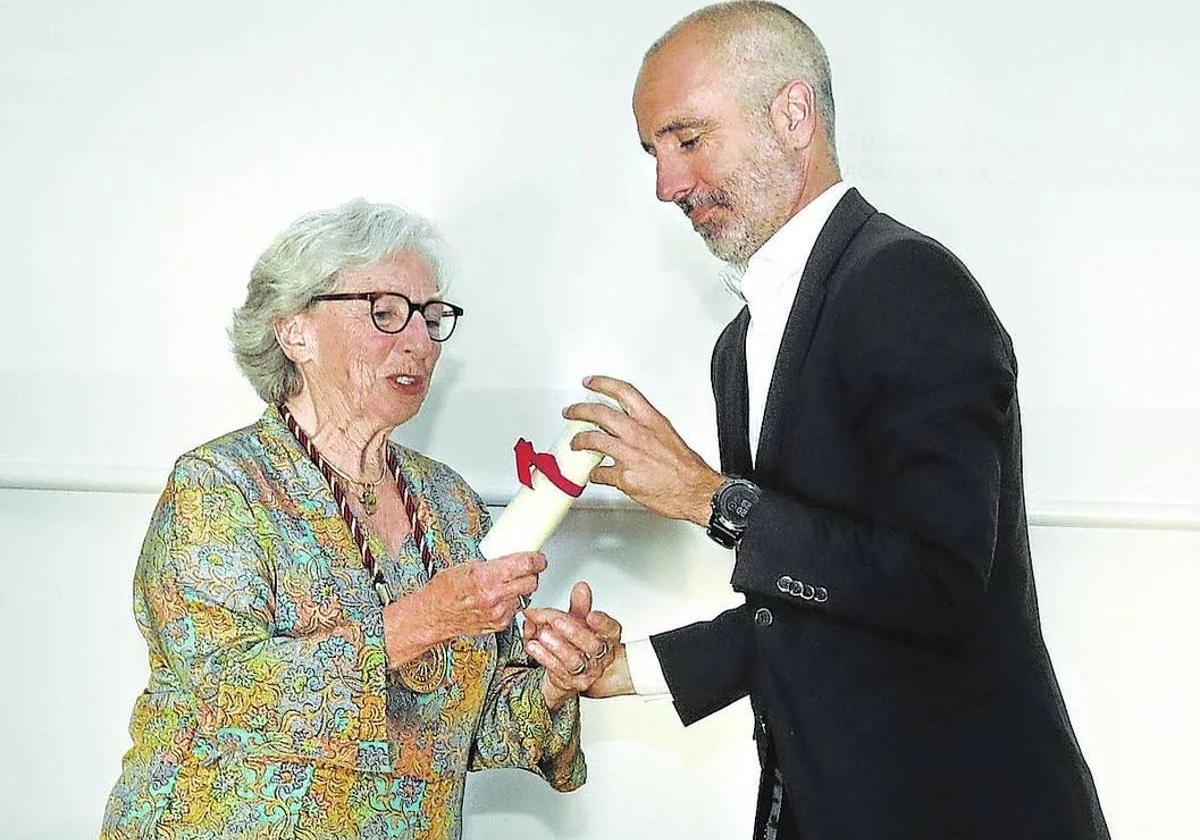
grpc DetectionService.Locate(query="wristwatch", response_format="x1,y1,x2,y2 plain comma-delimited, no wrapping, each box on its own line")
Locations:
706,477,762,549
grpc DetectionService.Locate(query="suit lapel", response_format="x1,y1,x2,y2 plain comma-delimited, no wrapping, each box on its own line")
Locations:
754,189,876,486
712,306,753,478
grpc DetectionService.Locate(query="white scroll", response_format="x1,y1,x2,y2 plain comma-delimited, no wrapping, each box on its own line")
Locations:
478,416,605,560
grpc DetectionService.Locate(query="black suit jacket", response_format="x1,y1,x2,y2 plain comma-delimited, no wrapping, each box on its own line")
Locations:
651,190,1109,839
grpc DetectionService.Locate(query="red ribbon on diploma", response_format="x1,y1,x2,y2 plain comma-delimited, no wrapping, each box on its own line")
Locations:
514,438,585,498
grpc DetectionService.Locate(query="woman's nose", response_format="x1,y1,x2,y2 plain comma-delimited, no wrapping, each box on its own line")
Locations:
396,312,436,353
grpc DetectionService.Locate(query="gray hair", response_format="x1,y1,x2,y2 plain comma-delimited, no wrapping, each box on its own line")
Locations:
648,2,837,162
229,198,450,405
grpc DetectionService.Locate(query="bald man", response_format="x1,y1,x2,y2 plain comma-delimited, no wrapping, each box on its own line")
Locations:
557,3,1110,838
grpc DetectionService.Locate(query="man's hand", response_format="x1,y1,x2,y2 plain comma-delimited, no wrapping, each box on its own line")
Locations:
582,642,634,699
565,375,725,525
523,581,623,709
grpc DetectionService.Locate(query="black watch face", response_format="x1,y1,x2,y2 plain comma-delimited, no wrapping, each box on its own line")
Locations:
719,483,759,524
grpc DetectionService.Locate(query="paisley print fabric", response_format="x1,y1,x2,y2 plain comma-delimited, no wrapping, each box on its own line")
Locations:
100,405,585,840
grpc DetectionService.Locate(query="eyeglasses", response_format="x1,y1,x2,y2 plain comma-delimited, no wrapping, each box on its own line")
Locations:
310,292,464,342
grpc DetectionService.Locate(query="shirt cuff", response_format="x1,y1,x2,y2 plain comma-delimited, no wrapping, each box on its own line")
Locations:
626,637,673,701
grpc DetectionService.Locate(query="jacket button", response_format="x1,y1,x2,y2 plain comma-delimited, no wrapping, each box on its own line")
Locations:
754,607,774,627
776,575,793,593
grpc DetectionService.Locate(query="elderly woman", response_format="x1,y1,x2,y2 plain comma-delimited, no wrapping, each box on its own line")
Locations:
100,199,622,840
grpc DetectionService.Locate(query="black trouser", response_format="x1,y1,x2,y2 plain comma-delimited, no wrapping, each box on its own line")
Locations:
754,734,801,840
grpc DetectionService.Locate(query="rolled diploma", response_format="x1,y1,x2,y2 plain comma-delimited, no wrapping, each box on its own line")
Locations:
478,418,604,560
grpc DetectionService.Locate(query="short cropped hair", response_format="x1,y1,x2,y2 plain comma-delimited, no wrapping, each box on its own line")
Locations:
648,2,837,156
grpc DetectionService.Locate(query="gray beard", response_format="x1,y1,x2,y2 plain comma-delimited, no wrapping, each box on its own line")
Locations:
698,136,800,268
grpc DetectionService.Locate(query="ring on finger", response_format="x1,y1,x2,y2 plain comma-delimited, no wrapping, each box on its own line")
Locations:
569,659,587,676
588,640,611,661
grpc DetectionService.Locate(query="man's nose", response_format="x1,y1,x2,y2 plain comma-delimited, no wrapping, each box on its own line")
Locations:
655,154,695,204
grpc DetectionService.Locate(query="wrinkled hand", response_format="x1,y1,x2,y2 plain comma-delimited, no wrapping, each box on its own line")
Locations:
425,552,546,639
523,581,622,709
565,375,724,524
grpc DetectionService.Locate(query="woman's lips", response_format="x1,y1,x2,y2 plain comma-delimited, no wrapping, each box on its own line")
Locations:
389,373,426,395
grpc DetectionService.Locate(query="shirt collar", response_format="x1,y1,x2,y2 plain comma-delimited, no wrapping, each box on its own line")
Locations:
741,181,852,311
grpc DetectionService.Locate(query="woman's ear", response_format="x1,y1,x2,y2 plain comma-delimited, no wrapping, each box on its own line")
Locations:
274,312,315,365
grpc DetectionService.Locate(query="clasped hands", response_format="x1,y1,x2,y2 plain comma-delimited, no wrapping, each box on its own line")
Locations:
522,582,624,709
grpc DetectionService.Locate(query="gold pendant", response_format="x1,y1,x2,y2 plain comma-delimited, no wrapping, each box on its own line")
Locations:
361,483,379,515
396,642,449,693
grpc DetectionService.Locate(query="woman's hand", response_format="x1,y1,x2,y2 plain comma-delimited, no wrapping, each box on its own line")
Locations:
522,581,623,710
427,552,547,636
383,552,546,667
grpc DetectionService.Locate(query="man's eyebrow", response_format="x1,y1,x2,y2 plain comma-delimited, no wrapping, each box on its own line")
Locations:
655,118,712,138
640,118,714,153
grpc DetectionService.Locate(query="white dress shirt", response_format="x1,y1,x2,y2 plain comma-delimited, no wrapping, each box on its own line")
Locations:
626,182,853,699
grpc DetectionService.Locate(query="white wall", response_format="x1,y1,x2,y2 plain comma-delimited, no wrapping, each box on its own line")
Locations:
2,0,1197,504
2,0,1198,837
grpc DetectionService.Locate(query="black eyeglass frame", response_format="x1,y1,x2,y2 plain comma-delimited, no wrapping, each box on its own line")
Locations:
310,292,465,341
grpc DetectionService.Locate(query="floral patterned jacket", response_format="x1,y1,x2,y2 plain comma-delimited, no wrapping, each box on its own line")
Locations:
101,405,584,840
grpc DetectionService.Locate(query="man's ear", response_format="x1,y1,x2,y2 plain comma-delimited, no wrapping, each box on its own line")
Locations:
274,312,315,365
770,79,817,151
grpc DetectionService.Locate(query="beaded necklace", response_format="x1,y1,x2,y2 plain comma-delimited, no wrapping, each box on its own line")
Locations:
279,403,449,692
